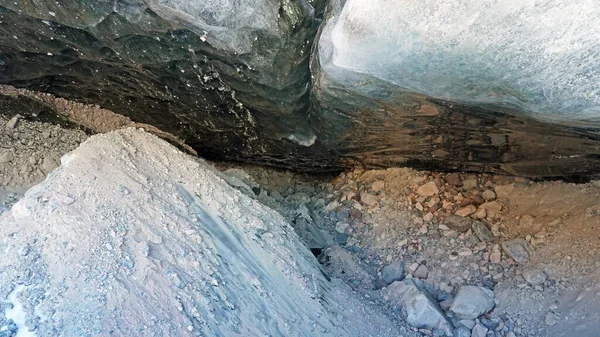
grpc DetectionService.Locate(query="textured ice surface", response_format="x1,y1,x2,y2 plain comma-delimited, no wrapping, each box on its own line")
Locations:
321,0,600,120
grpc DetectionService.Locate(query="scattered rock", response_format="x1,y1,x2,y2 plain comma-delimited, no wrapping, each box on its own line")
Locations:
455,204,477,217
489,252,502,264
445,215,472,233
545,312,560,326
479,201,502,218
462,178,478,191
414,264,430,279
0,150,15,164
381,261,405,284
5,115,20,129
459,319,476,329
449,286,495,320
417,181,439,197
472,221,495,242
470,322,488,337
445,173,462,186
482,190,496,201
360,192,379,206
41,156,59,173
453,326,470,337
522,269,547,285
473,207,487,219
386,280,453,336
501,238,534,264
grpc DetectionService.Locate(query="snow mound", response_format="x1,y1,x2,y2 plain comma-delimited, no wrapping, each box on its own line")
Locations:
0,128,398,336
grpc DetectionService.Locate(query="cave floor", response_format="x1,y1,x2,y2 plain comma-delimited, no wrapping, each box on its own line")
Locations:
1,111,600,337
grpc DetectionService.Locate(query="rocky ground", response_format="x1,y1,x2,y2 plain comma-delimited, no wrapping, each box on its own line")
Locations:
1,105,600,336
0,114,88,214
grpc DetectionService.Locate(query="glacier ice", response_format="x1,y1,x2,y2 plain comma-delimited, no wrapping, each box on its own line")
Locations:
318,0,600,121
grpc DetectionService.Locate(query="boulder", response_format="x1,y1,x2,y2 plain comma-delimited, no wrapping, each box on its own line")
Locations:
502,238,535,264
387,280,454,336
449,286,495,320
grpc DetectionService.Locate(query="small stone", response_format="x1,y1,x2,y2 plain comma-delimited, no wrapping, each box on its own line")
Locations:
423,212,434,222
41,156,59,173
6,115,20,129
474,207,487,219
472,221,495,242
453,326,470,337
0,150,15,164
419,225,429,235
449,252,459,260
489,252,501,264
501,238,534,264
445,215,472,232
446,173,462,186
449,286,495,320
457,247,473,256
382,260,405,284
325,200,340,212
479,201,502,218
471,323,488,337
480,317,501,331
545,312,560,326
360,192,379,206
335,222,349,233
414,264,430,279
417,181,440,197
371,180,385,192
455,205,477,217
506,332,516,337
462,178,478,191
482,190,496,201
522,269,547,285
408,263,420,273
459,319,476,330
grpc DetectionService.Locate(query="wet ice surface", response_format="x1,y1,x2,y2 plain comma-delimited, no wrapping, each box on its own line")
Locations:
321,0,600,120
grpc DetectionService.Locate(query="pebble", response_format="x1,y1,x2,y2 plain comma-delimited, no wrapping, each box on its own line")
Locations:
423,212,434,222
462,178,478,190
479,201,502,218
417,181,439,197
472,221,495,243
457,247,473,256
501,238,534,264
455,205,476,217
414,264,430,279
489,252,502,264
445,215,472,232
41,156,59,173
522,269,547,285
445,173,462,186
482,189,496,201
360,192,379,206
0,150,15,164
545,312,560,326
453,326,470,337
471,323,488,337
6,115,20,129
